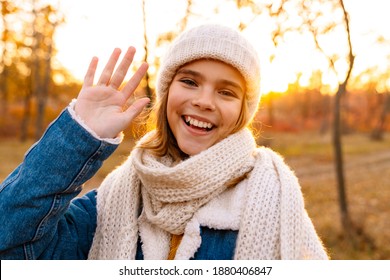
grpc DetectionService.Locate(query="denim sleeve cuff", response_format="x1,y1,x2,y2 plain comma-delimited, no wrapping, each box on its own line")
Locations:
68,99,123,145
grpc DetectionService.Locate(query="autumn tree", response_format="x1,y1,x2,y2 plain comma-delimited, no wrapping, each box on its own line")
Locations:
31,2,63,139
232,0,361,238
275,0,359,238
0,0,19,117
298,0,356,238
331,0,355,238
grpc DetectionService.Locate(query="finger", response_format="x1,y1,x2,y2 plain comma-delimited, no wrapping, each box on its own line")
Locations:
123,97,150,122
109,47,136,89
83,57,98,87
121,62,149,99
97,48,122,86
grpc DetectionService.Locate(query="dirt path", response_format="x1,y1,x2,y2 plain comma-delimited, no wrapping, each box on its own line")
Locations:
286,149,390,182
285,149,390,259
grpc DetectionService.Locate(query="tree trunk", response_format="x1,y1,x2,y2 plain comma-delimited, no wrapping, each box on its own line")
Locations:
32,33,42,140
35,37,52,140
0,65,9,117
332,0,355,238
332,83,352,236
0,15,10,117
20,85,32,142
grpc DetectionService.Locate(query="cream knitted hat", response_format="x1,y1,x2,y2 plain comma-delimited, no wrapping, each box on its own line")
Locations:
156,24,261,122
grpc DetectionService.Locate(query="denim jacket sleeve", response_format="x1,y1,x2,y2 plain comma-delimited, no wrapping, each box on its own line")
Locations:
0,108,118,259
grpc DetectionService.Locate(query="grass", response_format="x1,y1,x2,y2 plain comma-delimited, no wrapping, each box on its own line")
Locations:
1,131,389,259
0,139,35,178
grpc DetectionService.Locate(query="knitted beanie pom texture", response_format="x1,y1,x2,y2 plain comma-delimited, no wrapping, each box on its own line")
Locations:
156,24,261,122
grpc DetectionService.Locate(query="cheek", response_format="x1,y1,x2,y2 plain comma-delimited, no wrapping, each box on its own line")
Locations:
166,85,182,109
166,98,175,127
225,102,243,126
166,89,183,127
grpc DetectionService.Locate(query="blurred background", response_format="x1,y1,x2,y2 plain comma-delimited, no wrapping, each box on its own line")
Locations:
0,0,389,259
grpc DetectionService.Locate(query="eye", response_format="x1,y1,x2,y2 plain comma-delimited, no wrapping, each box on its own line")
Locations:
180,79,198,87
218,89,237,98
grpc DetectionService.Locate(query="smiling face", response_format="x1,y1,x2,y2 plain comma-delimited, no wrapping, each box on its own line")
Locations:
166,59,246,156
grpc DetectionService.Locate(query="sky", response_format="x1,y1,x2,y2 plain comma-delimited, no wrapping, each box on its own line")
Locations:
40,0,390,94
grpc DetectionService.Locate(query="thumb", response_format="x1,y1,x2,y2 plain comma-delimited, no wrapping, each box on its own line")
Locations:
123,97,150,122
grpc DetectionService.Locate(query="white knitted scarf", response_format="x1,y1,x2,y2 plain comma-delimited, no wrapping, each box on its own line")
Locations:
88,129,328,260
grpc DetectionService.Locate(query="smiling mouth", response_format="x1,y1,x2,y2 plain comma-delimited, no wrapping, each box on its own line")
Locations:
183,116,214,131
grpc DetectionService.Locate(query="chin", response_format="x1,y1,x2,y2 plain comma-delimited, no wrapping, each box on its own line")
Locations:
179,144,207,157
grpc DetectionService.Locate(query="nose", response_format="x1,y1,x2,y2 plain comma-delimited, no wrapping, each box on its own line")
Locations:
191,87,216,111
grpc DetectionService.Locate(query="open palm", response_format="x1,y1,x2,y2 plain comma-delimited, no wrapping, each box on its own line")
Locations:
75,47,150,139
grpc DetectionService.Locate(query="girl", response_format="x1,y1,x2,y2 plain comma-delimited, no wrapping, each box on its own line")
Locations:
0,24,328,260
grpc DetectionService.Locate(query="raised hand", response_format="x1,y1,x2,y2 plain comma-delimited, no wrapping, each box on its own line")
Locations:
74,47,150,139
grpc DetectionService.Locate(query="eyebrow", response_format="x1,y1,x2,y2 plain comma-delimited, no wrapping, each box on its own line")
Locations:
176,68,245,93
176,68,202,79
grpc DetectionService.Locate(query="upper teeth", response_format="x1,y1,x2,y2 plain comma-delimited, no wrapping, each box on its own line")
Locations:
185,116,213,129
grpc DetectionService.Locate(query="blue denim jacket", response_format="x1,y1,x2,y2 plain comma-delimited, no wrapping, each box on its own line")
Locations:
0,109,237,260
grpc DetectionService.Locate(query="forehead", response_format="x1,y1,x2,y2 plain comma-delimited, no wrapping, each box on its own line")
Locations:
178,59,240,74
176,59,246,88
